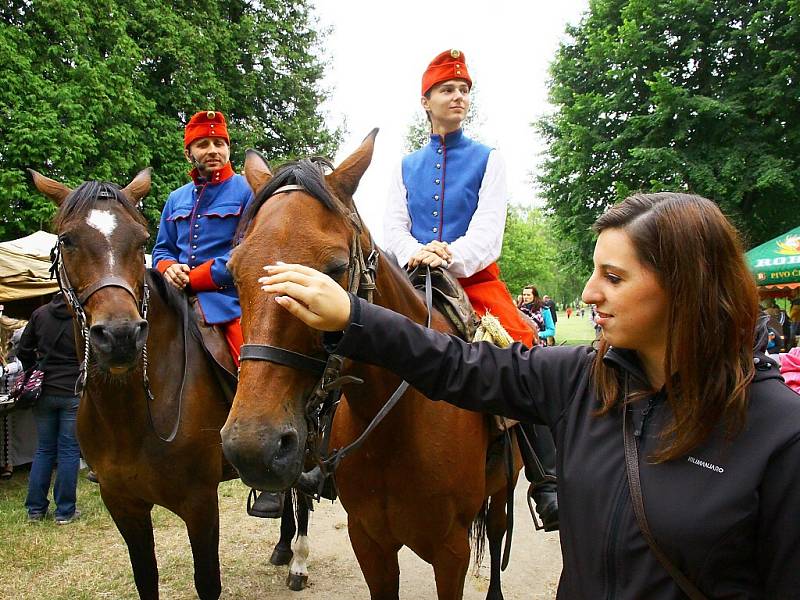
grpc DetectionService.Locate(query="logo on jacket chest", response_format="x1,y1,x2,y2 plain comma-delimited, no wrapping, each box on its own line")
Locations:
687,456,725,473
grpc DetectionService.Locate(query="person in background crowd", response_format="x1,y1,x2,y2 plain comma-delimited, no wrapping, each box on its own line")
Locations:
542,295,558,346
17,293,81,523
519,285,555,345
152,110,282,518
566,306,573,319
590,305,602,339
773,347,800,394
1,329,25,480
789,298,800,346
516,284,559,529
259,192,800,598
762,298,792,351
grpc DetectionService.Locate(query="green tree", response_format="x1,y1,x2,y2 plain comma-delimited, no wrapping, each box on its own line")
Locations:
538,0,800,264
0,0,339,239
499,206,585,307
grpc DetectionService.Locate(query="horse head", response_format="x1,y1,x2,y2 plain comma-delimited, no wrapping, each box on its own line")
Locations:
30,168,152,373
221,129,378,491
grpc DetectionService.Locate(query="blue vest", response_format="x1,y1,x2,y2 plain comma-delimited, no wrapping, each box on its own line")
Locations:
152,172,252,324
401,129,492,243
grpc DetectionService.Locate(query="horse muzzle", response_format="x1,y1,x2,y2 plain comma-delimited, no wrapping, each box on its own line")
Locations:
220,419,305,491
89,319,148,371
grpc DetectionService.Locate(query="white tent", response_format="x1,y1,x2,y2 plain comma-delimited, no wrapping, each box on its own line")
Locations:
0,231,153,302
0,231,59,301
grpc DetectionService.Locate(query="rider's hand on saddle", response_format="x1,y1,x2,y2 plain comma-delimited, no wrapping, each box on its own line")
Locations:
164,263,190,289
407,245,450,269
259,263,352,331
424,240,452,261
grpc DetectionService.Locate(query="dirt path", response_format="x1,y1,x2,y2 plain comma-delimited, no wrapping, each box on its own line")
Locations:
218,478,562,599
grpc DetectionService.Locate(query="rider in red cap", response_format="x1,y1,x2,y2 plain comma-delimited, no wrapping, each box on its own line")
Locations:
152,110,282,517
153,110,248,362
383,50,559,532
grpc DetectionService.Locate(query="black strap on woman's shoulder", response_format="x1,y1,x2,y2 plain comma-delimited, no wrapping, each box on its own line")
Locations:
623,390,709,600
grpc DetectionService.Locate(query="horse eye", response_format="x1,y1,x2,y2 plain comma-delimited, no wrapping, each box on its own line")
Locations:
60,235,75,248
326,264,348,279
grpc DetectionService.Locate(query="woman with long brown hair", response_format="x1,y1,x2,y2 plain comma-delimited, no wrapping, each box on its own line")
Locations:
258,192,800,598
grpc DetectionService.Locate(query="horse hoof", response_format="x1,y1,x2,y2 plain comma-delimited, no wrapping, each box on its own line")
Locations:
269,547,293,566
286,573,308,591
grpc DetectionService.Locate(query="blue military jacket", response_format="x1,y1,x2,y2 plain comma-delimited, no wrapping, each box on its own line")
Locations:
401,129,492,243
152,164,252,324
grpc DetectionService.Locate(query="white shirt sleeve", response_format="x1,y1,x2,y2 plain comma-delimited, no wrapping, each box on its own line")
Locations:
446,150,508,278
383,160,423,268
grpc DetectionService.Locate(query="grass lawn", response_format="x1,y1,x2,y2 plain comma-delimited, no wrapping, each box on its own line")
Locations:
552,311,597,346
0,471,292,599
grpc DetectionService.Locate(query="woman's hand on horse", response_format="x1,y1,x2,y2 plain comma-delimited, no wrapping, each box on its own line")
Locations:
164,263,190,289
259,264,352,331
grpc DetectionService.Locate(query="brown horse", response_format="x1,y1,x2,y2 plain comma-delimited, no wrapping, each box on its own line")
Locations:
221,131,521,600
29,169,311,599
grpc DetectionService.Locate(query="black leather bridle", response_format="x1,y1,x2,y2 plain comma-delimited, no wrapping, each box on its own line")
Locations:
239,184,433,488
51,189,187,442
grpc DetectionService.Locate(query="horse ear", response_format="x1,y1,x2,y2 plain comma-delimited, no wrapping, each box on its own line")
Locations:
28,169,72,206
244,149,273,195
121,168,152,202
330,128,379,201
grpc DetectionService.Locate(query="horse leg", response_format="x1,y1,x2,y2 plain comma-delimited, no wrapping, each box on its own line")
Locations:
431,528,471,600
181,492,222,600
485,493,508,600
102,492,159,600
348,516,401,600
270,490,296,566
287,492,311,591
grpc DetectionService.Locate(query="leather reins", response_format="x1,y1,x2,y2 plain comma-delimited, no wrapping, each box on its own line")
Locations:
51,192,188,443
239,184,433,490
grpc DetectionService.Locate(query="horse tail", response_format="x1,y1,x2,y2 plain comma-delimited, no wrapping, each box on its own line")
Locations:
469,500,488,573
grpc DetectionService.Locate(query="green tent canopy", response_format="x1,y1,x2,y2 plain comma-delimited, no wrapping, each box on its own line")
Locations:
746,226,800,290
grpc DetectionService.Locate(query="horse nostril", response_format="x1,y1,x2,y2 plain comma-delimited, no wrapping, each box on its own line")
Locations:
134,319,149,346
89,324,111,349
275,430,299,461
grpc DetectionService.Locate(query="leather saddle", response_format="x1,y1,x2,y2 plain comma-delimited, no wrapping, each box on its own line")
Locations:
406,267,515,435
188,297,238,407
407,266,479,342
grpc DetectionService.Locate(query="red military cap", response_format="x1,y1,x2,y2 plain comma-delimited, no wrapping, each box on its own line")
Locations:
421,49,472,96
184,110,230,148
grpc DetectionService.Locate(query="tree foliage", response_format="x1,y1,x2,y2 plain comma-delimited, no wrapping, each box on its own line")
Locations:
538,0,800,263
499,206,585,307
0,0,339,238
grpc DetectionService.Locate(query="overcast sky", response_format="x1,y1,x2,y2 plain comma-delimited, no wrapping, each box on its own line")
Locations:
312,0,590,244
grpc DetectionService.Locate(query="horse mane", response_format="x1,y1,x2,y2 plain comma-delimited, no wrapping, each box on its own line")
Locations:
145,268,201,340
53,180,149,230
236,157,349,241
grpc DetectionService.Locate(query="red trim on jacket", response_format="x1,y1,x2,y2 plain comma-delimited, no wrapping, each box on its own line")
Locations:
155,259,176,274
189,162,235,186
188,259,219,292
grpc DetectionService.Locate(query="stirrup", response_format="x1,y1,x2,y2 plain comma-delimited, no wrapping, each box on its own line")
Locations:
246,489,284,519
526,482,546,531
296,466,337,501
526,481,559,532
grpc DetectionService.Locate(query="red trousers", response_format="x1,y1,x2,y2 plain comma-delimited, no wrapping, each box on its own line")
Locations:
459,263,534,347
222,318,243,368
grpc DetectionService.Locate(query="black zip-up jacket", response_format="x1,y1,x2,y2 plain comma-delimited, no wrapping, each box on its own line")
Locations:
18,294,80,397
326,296,800,599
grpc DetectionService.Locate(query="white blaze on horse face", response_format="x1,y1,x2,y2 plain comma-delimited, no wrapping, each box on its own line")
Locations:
87,209,117,270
